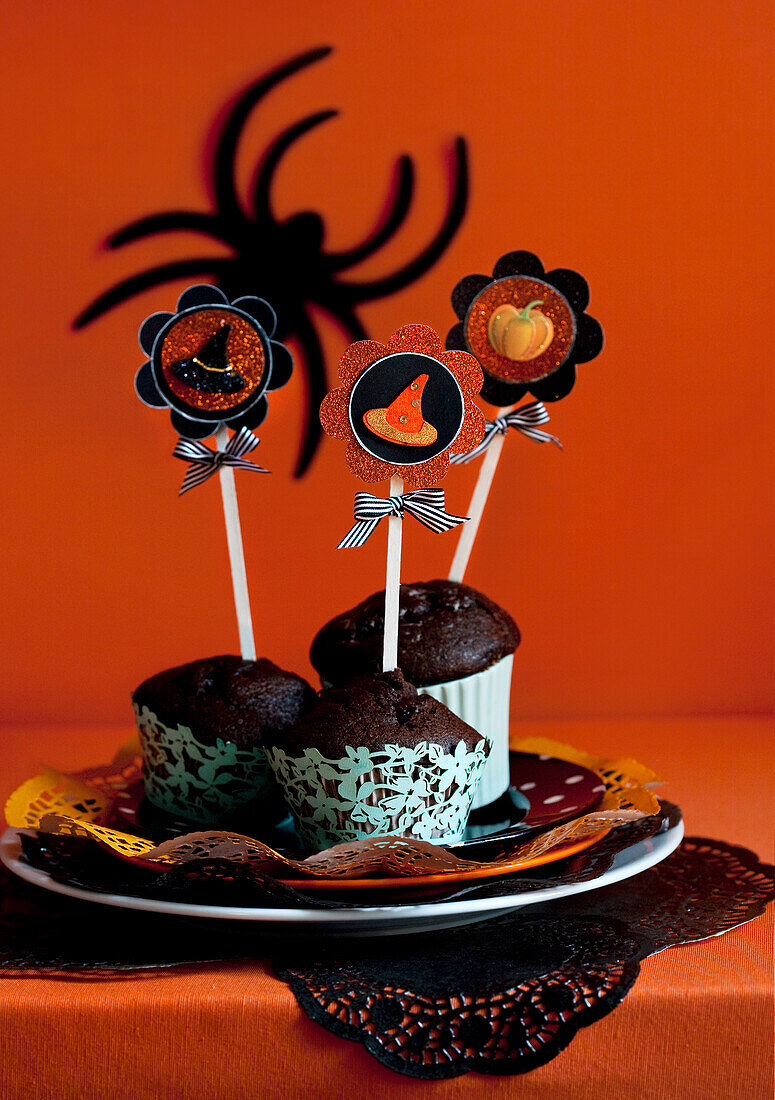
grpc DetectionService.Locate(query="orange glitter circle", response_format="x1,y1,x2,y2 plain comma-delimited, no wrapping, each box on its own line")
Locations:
158,308,266,414
465,277,575,384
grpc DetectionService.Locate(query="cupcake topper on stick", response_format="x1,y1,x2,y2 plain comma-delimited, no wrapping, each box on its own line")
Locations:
135,285,293,659
446,251,603,582
321,324,485,671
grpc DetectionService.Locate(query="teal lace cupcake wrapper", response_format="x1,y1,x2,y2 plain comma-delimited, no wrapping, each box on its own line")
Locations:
265,740,489,851
134,704,275,825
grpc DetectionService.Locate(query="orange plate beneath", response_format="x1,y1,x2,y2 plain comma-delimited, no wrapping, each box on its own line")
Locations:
279,828,611,892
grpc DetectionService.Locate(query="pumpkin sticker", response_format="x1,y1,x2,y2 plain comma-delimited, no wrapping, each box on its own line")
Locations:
462,276,575,387
487,301,555,362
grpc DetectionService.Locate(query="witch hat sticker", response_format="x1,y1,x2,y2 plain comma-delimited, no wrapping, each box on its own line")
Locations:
363,375,439,447
169,324,246,395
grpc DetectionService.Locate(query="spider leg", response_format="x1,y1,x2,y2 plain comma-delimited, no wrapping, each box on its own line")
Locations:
73,257,231,329
326,155,414,272
107,212,239,251
290,312,329,478
211,45,333,222
249,110,338,224
338,136,469,304
316,298,368,342
337,306,368,342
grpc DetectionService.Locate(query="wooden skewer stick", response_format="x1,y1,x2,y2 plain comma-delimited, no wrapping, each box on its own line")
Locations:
215,424,256,661
448,405,516,584
382,474,404,672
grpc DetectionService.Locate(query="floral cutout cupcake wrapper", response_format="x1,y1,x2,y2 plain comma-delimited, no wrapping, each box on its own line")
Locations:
135,705,275,826
264,740,490,850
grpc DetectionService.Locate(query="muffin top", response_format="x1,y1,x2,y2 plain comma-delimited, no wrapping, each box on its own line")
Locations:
132,655,316,750
310,580,520,687
263,670,486,758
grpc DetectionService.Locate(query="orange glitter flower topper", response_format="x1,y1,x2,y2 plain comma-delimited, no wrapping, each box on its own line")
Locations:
320,325,485,488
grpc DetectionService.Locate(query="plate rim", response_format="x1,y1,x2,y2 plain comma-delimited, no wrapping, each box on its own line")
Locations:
0,819,684,925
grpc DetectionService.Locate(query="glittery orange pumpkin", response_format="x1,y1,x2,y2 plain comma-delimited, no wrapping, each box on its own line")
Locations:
487,300,554,361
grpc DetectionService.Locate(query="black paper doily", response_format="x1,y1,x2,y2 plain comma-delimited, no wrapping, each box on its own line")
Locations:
1,822,772,1079
274,833,773,1078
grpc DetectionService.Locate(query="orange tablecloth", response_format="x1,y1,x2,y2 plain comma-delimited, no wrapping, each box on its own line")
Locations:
1,718,773,1099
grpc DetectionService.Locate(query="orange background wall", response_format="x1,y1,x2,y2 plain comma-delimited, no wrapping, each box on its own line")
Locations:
1,0,773,728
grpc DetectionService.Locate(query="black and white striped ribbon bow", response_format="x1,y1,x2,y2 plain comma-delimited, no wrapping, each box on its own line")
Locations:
450,401,562,464
173,426,268,495
338,488,468,549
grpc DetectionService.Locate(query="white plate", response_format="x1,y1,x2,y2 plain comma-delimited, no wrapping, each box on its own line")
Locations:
0,820,683,936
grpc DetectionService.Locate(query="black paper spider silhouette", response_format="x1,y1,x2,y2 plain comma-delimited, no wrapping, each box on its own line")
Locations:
74,45,469,476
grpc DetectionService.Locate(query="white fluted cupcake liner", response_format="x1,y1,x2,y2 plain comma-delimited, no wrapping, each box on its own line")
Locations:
418,654,513,808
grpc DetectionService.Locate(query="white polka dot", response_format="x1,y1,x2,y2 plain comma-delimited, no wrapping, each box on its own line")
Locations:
519,781,536,791
564,774,584,785
565,806,577,812
538,754,551,760
593,784,606,793
543,794,565,804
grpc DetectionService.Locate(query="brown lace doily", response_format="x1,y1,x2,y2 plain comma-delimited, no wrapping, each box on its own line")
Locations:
15,805,672,909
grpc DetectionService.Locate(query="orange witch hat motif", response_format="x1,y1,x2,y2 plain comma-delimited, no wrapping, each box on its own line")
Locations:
363,374,438,447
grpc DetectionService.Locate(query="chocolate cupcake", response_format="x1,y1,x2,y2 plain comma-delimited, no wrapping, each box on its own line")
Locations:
132,655,316,825
310,581,519,808
263,670,489,851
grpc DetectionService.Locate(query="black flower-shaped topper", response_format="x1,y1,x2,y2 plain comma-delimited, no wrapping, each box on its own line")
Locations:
446,251,603,407
135,285,293,438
